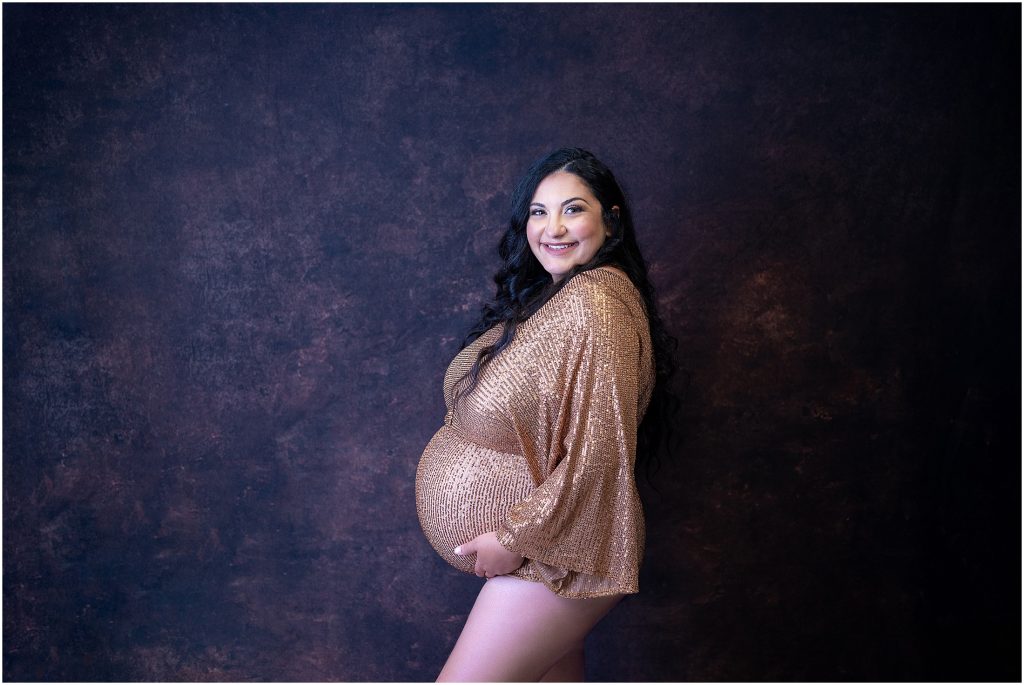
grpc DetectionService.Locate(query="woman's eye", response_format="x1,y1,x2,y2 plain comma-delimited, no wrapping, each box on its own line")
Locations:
565,205,583,214
530,209,546,217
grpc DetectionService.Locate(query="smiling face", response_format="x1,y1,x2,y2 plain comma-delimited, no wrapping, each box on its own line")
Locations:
527,171,618,283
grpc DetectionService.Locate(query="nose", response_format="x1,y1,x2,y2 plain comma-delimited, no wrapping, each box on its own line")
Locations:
544,214,567,238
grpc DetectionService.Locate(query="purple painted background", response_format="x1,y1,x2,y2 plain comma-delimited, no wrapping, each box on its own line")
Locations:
3,4,1019,681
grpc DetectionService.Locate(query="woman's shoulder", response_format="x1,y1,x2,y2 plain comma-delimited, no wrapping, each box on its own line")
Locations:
563,266,643,308
553,266,648,333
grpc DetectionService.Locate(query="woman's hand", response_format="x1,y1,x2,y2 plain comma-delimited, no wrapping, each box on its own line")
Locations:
454,531,525,578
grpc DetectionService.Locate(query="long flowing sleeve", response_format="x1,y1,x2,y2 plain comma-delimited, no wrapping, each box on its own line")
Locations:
495,273,655,598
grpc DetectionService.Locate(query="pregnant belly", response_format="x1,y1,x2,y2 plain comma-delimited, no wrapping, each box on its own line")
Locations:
415,424,535,574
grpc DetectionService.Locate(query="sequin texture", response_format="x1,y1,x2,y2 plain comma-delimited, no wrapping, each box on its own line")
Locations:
415,267,655,598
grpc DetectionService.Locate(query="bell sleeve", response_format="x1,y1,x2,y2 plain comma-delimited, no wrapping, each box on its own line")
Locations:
495,282,651,599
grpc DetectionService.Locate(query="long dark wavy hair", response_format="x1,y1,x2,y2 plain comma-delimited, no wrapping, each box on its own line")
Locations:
453,147,680,476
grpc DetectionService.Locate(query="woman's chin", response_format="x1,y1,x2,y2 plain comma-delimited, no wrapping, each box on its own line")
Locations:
544,267,569,283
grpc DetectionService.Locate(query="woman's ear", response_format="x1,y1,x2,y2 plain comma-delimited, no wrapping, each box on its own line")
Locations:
605,205,621,237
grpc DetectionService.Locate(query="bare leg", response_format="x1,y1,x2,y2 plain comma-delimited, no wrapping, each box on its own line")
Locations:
539,642,584,682
437,576,622,682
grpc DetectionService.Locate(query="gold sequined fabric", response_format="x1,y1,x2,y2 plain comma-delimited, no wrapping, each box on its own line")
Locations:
415,266,655,598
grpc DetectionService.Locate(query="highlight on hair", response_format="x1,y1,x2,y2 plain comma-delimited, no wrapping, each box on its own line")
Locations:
453,147,680,476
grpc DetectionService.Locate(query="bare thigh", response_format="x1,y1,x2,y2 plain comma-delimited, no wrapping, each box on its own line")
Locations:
437,575,623,682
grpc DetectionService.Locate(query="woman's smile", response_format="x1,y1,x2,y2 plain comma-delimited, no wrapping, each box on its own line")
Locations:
542,241,579,253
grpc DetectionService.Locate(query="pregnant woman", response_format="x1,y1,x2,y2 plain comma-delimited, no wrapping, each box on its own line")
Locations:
415,147,677,681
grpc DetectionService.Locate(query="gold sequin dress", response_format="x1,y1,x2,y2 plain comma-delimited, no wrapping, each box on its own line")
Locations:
415,266,655,599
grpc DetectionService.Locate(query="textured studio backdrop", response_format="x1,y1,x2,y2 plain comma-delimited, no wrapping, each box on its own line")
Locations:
3,4,1020,682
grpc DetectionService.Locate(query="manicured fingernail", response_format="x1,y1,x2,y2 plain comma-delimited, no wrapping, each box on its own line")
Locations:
453,546,462,555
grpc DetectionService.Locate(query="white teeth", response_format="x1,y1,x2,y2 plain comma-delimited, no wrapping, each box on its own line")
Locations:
546,243,576,250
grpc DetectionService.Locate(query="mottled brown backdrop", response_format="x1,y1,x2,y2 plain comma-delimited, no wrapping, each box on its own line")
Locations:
3,4,1020,682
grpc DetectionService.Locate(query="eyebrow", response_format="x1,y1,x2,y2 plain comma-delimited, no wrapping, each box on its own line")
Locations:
529,197,591,208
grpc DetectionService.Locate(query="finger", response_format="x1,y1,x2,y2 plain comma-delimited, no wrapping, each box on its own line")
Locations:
454,541,474,556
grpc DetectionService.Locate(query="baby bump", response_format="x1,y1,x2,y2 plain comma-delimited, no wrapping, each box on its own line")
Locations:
415,424,535,574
